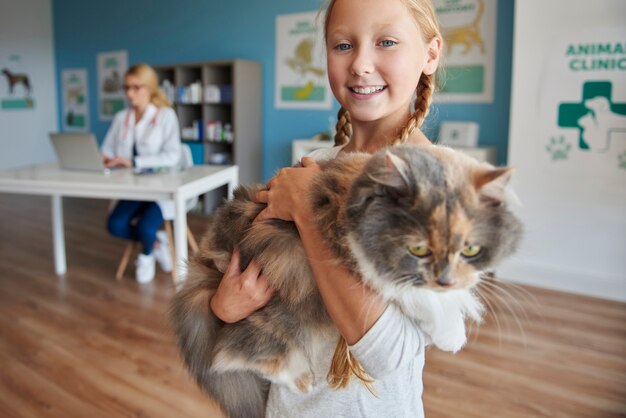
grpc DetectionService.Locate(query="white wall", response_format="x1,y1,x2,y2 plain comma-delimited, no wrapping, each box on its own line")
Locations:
0,0,57,169
500,0,626,301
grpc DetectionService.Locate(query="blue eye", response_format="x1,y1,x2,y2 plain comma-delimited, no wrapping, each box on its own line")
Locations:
335,43,352,51
379,39,397,47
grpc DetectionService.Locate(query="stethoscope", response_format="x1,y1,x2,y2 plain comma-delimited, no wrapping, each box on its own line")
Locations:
121,107,160,141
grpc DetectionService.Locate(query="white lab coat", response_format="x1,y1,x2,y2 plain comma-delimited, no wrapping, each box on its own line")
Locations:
101,103,182,219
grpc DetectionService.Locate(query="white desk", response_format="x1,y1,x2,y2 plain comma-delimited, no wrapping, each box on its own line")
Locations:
0,163,238,281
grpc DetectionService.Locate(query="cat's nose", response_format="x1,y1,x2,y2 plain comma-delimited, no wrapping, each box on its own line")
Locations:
436,277,454,287
436,267,455,287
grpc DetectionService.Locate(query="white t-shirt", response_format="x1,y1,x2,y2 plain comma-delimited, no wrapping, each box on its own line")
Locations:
265,146,426,418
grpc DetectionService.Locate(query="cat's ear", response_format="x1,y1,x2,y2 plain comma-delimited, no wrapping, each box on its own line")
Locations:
369,151,412,197
473,167,515,206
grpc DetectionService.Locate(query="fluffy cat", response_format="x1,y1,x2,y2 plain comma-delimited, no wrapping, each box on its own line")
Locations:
170,143,523,418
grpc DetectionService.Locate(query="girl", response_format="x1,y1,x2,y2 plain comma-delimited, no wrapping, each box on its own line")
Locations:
102,63,182,283
211,0,442,415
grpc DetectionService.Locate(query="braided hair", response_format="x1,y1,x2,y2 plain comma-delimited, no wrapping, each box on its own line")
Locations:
322,0,443,389
333,72,436,147
326,0,441,147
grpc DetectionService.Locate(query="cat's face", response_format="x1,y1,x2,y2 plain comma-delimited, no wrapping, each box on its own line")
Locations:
345,145,523,293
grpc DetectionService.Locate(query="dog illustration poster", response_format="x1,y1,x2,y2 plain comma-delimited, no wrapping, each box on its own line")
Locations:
62,68,89,131
0,54,35,110
275,11,331,109
97,50,127,120
539,28,626,173
433,0,496,103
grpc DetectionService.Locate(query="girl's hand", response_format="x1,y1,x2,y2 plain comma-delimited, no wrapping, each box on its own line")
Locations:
209,248,274,323
255,157,320,223
105,156,132,168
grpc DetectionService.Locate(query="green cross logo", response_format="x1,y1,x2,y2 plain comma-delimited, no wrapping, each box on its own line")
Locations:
558,81,626,151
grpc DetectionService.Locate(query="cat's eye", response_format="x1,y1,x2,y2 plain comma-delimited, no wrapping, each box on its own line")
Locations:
408,244,431,258
461,245,482,258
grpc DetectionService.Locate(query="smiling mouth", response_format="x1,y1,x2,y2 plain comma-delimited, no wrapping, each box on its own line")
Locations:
350,86,386,95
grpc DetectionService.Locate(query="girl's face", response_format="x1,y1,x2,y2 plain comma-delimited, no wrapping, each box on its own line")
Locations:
124,74,151,111
326,0,439,128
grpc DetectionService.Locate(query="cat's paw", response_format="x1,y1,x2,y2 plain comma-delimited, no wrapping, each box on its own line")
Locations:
269,369,315,393
294,371,314,393
425,310,469,353
273,355,315,393
430,331,467,353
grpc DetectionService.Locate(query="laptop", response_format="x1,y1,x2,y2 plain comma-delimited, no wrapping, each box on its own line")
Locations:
49,133,110,173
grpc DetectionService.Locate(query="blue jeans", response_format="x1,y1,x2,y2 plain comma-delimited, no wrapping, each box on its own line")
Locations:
107,200,164,255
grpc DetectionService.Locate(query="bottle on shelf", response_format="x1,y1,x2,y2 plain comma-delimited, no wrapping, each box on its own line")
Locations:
177,81,203,104
161,79,175,104
203,84,233,103
223,123,234,143
206,120,224,142
181,119,203,141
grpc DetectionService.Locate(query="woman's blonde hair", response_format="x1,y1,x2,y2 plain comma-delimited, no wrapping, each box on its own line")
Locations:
321,0,443,390
323,0,442,147
125,63,171,108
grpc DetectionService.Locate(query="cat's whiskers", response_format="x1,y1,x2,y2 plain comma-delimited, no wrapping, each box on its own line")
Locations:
465,304,483,345
493,279,542,315
358,283,386,330
474,286,503,348
479,280,536,349
396,274,424,288
467,291,482,343
476,281,528,348
479,279,531,323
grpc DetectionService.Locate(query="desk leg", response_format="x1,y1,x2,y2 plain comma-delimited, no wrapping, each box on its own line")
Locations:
173,195,188,281
51,195,67,275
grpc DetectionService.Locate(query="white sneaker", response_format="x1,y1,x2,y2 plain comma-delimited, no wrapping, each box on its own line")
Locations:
135,253,155,283
153,230,173,273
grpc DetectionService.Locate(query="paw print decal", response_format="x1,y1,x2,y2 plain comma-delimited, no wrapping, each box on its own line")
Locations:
546,136,571,161
618,151,626,170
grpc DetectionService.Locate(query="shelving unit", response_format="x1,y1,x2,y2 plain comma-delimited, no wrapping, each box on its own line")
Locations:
154,60,262,193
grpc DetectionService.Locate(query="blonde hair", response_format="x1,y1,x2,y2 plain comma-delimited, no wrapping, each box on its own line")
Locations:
125,63,171,108
321,0,443,390
323,0,442,147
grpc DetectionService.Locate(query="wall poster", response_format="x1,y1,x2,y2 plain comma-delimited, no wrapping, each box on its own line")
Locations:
275,11,331,109
61,68,89,131
433,0,496,103
542,28,626,174
97,50,127,120
503,0,626,301
0,53,35,110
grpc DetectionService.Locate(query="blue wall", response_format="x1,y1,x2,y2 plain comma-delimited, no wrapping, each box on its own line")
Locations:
53,0,514,180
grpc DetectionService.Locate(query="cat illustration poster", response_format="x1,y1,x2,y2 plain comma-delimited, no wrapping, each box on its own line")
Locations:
0,54,35,110
62,68,89,132
97,50,127,120
275,11,331,110
433,0,496,103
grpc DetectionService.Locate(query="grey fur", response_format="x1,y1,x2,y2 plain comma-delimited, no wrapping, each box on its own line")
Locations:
170,144,523,418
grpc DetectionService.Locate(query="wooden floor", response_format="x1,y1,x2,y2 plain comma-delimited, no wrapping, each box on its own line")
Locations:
0,194,624,418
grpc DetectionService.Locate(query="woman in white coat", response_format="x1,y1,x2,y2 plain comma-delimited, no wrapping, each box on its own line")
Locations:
101,63,181,283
